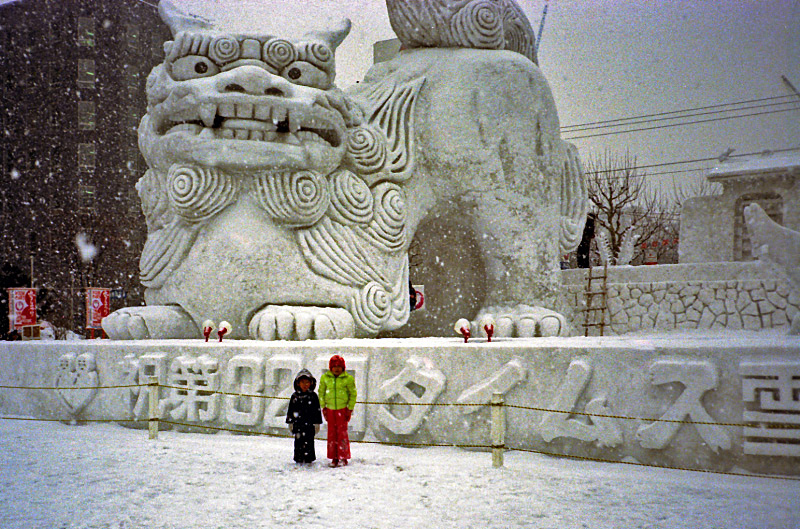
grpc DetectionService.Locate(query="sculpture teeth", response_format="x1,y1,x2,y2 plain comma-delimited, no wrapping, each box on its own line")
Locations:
296,130,320,143
288,109,300,133
236,103,254,119
218,103,236,117
284,133,301,145
198,127,215,139
254,105,270,121
199,104,216,128
272,107,287,123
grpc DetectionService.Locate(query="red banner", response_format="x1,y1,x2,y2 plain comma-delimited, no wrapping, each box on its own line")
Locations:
85,288,110,330
8,288,36,331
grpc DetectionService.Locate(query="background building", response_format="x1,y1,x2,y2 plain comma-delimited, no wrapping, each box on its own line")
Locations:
0,0,170,333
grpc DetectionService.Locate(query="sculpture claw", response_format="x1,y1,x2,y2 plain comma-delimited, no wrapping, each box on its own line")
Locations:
249,305,355,340
474,305,569,338
102,306,198,340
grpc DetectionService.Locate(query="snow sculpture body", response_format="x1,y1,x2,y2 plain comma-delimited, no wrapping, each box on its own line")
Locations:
103,0,587,340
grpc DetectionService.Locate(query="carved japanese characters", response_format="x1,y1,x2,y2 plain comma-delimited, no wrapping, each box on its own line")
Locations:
102,0,586,340
636,359,731,452
740,360,800,457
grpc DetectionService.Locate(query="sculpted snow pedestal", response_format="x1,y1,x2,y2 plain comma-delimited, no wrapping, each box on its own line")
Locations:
103,0,587,340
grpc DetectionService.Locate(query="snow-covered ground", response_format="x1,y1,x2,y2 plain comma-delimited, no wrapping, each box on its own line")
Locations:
1,419,798,529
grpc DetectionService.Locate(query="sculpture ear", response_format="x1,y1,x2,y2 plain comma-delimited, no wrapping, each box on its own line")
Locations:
159,0,214,37
306,17,352,51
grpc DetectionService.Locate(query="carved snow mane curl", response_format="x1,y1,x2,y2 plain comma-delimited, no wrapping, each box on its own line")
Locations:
363,183,406,251
345,125,387,175
263,38,296,71
451,0,504,49
350,281,391,335
251,170,330,227
167,163,238,222
327,169,374,225
209,35,240,64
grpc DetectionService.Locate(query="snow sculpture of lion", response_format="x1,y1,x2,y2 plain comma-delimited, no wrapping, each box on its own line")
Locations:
103,0,587,340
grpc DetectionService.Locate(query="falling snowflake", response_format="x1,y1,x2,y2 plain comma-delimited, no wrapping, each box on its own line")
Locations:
75,233,98,263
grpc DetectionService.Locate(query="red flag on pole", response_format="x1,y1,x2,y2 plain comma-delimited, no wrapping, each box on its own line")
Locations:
86,288,110,330
8,288,37,331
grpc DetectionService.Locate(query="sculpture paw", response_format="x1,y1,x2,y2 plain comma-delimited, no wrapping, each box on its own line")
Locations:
102,306,199,340
248,305,355,340
475,305,569,338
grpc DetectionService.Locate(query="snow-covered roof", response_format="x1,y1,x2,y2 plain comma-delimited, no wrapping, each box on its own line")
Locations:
708,149,800,181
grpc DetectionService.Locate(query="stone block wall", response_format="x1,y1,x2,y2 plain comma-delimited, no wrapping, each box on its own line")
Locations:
560,262,799,335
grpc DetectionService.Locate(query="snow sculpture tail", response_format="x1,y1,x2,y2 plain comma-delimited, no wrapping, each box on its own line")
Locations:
386,0,538,64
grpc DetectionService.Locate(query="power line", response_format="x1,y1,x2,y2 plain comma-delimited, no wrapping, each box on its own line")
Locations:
563,106,800,140
563,99,800,134
585,146,800,175
560,94,799,130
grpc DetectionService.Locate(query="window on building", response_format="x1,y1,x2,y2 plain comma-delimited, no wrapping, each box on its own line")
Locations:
126,147,142,174
78,101,96,130
125,24,140,49
77,17,95,47
77,59,96,88
78,143,96,171
79,184,96,213
734,192,784,261
127,110,141,134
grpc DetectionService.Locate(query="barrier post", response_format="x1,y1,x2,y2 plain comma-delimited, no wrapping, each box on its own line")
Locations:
491,392,504,468
148,376,159,440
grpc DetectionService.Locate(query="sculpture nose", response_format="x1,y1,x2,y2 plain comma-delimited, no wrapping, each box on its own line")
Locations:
216,65,293,98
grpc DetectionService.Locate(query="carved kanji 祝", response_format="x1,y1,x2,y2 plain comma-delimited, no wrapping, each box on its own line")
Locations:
636,359,731,452
119,353,168,420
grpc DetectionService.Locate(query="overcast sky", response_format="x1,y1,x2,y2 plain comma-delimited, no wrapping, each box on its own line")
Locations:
179,0,800,191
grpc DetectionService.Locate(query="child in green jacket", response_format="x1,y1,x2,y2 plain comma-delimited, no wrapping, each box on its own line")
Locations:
318,354,357,467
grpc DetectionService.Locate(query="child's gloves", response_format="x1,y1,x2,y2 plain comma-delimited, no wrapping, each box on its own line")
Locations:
314,425,320,434
344,408,352,422
323,408,330,421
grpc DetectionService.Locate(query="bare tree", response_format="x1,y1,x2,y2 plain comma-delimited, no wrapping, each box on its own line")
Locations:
584,150,679,265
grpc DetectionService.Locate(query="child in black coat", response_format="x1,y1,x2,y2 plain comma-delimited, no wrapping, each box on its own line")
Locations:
285,368,323,465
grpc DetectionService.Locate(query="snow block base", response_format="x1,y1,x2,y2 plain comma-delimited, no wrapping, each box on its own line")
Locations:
1,332,798,476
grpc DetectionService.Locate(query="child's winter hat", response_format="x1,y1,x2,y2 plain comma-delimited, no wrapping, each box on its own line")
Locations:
293,368,317,391
329,354,346,370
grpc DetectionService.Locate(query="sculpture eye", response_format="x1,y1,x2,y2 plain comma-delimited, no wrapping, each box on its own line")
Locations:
171,55,220,81
281,61,329,89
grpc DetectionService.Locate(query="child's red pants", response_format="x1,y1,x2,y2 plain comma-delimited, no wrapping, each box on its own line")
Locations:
326,408,351,461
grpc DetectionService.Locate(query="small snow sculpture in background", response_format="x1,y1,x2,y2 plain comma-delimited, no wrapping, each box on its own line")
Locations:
596,231,614,266
744,203,800,335
616,230,639,266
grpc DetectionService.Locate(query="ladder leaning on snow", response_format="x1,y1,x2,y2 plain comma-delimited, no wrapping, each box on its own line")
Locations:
581,263,608,336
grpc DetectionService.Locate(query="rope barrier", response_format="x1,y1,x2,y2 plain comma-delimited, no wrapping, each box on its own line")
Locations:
1,416,146,423
507,446,800,482
2,382,797,429
160,419,493,450
0,384,147,390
